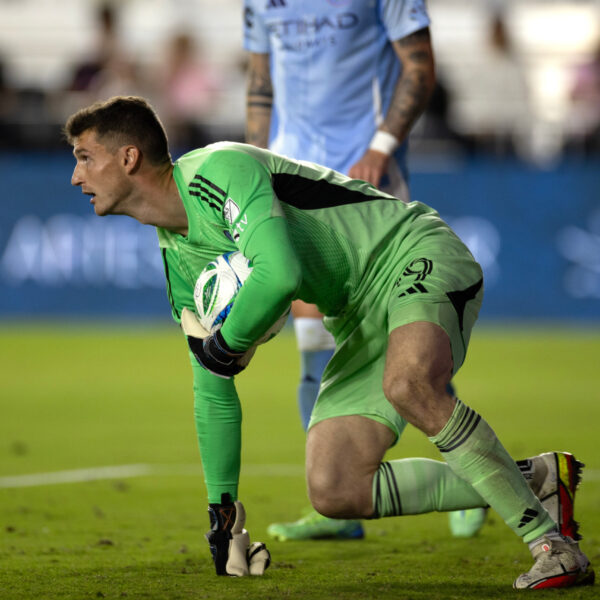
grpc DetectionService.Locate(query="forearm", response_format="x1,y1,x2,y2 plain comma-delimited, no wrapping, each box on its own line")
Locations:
221,217,301,350
246,53,272,148
382,29,436,143
191,345,271,576
191,350,242,503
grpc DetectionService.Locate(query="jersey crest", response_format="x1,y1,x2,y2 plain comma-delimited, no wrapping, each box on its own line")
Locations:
223,198,241,225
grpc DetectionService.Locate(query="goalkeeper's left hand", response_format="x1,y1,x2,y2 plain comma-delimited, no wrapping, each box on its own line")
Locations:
206,494,271,576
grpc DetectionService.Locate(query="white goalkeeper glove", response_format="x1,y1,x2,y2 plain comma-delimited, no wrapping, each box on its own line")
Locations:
205,494,271,576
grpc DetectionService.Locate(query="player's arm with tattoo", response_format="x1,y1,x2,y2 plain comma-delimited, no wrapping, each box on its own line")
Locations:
348,28,436,187
246,52,273,149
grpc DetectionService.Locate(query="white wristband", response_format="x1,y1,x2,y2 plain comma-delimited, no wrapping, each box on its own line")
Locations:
369,130,399,155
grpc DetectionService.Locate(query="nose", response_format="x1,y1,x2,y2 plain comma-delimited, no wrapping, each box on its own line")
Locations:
71,164,83,187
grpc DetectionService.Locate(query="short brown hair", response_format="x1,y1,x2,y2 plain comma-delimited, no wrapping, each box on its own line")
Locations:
64,96,171,166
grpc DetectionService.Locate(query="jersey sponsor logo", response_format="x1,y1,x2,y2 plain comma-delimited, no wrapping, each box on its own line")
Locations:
266,0,286,8
245,6,254,28
410,0,428,21
234,214,249,237
266,12,359,39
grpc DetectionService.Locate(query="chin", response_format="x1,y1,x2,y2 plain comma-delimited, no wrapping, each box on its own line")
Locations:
93,204,109,217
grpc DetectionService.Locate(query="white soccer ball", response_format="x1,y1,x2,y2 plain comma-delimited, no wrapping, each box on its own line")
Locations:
194,252,252,332
193,251,288,343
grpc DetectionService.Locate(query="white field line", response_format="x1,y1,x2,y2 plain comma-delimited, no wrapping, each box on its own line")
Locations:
0,463,305,489
1,465,598,490
0,464,153,488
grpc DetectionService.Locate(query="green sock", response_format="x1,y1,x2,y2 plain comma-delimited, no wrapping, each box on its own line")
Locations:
372,458,487,517
429,399,555,543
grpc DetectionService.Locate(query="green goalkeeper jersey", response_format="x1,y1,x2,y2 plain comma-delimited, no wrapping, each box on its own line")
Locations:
157,142,466,503
159,141,453,350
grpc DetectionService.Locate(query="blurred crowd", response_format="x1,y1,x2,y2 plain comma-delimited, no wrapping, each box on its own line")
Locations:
0,1,598,162
0,3,232,152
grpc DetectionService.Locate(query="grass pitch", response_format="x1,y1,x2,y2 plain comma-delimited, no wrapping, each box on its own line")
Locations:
0,323,599,599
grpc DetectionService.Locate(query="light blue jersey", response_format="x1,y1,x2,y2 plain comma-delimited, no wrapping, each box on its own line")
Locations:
243,0,430,187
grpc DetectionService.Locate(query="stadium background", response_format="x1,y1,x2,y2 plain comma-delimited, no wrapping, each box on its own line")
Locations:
0,0,598,322
0,2,599,598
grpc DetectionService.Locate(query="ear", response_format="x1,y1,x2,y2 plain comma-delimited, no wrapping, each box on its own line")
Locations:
120,145,142,174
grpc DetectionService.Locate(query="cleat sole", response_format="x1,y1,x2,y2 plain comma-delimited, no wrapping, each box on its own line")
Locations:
516,566,595,590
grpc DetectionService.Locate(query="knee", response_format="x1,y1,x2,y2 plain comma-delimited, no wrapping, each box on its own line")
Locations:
382,367,453,436
307,468,372,519
383,323,454,415
383,367,430,411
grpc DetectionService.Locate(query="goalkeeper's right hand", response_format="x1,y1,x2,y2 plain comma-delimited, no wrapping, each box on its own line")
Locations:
206,493,271,576
181,307,257,376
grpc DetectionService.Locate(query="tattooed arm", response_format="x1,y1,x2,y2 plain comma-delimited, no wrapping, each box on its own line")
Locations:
245,53,273,149
347,28,435,188
383,28,436,145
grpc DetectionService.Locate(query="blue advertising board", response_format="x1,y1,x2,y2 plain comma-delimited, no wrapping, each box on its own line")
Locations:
0,152,598,321
1,153,167,318
410,157,599,321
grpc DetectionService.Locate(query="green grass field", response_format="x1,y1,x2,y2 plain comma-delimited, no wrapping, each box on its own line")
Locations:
1,323,599,599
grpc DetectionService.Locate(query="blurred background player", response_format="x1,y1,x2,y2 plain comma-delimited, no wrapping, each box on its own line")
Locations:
568,37,600,154
243,0,485,541
67,3,141,103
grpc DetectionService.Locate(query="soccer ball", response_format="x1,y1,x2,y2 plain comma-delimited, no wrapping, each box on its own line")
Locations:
193,251,288,343
194,251,253,332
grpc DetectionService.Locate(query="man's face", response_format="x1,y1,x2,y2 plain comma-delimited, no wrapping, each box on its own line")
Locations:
71,129,132,216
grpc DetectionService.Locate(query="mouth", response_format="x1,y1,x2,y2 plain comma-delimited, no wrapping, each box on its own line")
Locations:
82,190,96,203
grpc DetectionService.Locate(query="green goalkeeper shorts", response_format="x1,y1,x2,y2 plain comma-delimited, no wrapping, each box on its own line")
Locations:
308,238,484,443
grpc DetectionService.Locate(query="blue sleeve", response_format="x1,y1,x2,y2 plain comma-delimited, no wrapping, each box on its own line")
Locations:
243,0,270,53
381,0,431,41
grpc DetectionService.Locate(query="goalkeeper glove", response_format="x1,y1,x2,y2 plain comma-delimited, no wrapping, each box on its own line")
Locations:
188,327,246,379
181,307,255,379
206,493,271,576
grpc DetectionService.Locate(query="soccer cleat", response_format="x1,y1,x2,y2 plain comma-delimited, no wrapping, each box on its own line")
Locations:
513,535,595,589
517,452,583,540
449,451,583,540
448,508,488,538
267,510,364,541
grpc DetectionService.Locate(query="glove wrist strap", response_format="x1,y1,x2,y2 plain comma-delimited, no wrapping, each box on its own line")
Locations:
212,329,244,361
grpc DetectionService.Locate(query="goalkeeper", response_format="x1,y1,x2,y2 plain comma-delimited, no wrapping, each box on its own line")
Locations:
65,96,594,590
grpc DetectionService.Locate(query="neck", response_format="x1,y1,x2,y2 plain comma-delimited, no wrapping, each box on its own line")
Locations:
127,163,188,235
